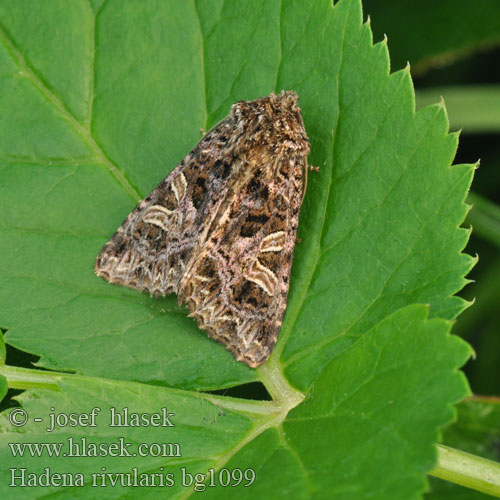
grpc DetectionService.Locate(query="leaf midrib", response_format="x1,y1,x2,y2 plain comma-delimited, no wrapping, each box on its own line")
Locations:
270,0,347,366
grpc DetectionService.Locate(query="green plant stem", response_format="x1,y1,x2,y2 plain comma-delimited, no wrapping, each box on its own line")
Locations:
430,444,500,497
1,365,62,391
416,85,500,133
258,359,304,407
0,365,276,416
467,192,500,248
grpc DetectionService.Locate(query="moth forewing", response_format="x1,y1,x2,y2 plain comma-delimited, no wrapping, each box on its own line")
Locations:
95,91,311,367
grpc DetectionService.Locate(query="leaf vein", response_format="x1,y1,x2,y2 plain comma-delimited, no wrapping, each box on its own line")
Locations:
274,0,349,362
0,20,141,202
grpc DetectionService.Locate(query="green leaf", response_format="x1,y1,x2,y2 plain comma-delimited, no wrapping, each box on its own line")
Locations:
281,306,470,499
0,0,476,498
0,374,259,499
0,306,470,499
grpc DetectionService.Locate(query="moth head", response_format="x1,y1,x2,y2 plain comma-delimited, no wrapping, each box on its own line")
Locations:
231,91,310,157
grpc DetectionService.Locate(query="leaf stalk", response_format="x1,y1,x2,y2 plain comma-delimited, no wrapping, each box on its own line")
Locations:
430,444,500,497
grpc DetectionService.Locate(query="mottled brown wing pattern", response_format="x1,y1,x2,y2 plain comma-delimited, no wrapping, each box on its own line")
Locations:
180,155,304,367
95,118,236,295
95,91,311,367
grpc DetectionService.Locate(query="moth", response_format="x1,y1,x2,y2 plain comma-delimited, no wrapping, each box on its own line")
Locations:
95,91,311,367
